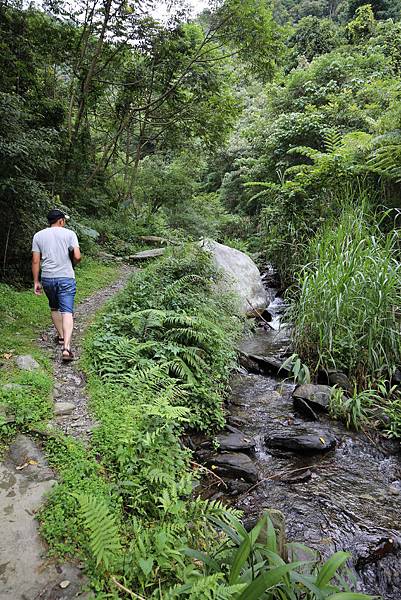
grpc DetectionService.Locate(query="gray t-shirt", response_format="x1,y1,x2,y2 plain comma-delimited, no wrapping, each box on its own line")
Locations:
32,227,79,279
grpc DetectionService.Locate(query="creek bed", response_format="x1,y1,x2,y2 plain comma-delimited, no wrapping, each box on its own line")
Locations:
214,292,401,599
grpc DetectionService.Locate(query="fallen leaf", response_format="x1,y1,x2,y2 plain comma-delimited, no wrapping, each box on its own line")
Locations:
16,459,38,470
16,462,29,470
59,580,70,589
319,437,325,445
2,353,13,360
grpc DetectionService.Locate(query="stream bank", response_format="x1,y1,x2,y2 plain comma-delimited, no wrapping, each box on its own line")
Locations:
194,285,401,600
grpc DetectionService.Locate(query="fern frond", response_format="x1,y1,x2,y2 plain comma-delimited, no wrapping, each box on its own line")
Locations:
323,129,343,153
287,146,323,160
72,493,121,570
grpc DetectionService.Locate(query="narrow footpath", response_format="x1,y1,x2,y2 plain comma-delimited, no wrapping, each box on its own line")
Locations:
0,265,134,600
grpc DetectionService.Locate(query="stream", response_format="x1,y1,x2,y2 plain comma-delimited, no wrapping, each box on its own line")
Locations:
197,286,401,599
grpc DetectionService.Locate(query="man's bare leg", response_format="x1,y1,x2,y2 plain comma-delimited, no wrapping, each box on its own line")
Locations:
61,313,74,351
51,310,63,338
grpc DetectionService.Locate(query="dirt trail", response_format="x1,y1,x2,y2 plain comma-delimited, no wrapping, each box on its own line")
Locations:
0,264,134,600
40,265,134,439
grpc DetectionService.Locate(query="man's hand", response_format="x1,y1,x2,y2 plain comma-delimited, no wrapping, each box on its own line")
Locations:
34,282,42,295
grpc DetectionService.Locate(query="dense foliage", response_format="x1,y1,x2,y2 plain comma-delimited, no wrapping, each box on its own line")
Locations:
1,0,400,596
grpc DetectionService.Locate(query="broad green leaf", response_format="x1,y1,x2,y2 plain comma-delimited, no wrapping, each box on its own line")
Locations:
229,534,251,584
316,551,351,588
237,562,304,600
138,556,154,576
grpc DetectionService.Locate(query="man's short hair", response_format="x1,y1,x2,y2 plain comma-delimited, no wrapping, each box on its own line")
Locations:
47,209,70,224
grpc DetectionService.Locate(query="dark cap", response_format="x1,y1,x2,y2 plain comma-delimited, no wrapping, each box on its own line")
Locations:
47,209,70,224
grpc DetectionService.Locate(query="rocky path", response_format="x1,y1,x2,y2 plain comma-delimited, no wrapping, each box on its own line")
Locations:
0,265,134,600
40,265,134,439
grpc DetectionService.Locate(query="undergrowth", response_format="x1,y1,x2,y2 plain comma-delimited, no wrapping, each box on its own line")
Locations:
39,246,374,598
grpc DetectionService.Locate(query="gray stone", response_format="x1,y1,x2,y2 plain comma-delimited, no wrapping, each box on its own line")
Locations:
265,429,336,454
2,383,24,391
15,354,40,371
206,452,258,483
54,402,75,416
138,235,172,245
130,248,166,260
7,434,55,482
293,384,333,416
327,370,353,393
215,432,256,453
200,239,267,316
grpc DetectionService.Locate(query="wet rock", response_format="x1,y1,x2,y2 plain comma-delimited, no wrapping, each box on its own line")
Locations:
200,239,267,316
392,368,401,385
227,415,246,428
265,430,336,454
7,434,54,482
15,354,40,371
293,384,333,417
225,424,245,435
238,352,263,374
239,351,290,376
226,480,252,496
215,432,256,453
54,402,75,416
129,248,165,260
351,533,400,568
206,453,258,483
280,468,312,484
327,370,353,393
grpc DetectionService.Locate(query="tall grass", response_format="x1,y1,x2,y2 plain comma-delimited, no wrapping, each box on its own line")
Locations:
291,203,401,383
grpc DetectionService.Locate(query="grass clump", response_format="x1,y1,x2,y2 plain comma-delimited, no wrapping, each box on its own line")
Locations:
291,203,401,385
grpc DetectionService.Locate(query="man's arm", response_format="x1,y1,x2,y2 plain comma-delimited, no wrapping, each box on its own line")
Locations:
71,246,81,266
32,251,42,295
68,231,81,266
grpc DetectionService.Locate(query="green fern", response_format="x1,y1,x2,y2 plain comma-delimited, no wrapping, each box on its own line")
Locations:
72,493,121,570
323,129,343,153
368,141,401,181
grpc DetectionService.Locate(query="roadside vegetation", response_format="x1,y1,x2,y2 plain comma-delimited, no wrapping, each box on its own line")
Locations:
0,259,120,447
39,249,372,599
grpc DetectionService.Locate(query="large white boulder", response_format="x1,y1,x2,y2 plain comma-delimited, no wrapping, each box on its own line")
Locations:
201,239,267,316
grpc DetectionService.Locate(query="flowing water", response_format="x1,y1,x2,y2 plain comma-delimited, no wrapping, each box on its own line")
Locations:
227,292,401,599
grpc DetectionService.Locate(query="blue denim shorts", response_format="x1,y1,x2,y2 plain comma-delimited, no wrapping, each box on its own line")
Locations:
41,277,76,314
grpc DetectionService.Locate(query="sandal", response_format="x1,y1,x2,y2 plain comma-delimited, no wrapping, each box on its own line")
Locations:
61,348,74,362
56,336,64,345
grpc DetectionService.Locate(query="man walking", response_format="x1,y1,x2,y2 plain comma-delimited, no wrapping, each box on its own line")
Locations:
32,209,81,361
